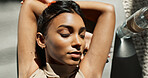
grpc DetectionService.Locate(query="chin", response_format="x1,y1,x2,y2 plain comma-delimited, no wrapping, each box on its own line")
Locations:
65,59,80,66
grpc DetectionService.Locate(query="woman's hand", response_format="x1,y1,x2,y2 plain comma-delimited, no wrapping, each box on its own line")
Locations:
21,0,49,16
21,0,53,4
84,32,93,51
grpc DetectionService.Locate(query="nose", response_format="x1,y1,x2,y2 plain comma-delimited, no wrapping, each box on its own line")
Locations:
71,35,82,50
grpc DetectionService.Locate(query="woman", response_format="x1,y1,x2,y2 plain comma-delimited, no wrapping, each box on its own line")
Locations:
18,0,115,78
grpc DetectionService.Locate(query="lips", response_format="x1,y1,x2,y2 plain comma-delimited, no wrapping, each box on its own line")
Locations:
67,51,82,58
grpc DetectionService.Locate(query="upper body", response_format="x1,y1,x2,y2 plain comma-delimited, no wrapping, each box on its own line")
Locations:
18,0,115,78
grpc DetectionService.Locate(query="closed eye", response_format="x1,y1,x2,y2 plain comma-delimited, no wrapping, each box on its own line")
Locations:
79,27,86,39
57,25,73,38
60,34,70,37
80,34,85,39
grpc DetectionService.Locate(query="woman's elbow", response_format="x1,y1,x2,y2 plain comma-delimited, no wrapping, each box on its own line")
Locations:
105,4,115,13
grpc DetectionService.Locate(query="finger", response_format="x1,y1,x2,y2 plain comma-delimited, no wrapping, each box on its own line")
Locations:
21,1,23,4
45,0,53,3
38,0,48,4
81,54,84,60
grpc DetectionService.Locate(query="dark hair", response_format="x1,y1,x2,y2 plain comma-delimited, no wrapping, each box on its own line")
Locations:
37,1,85,36
36,1,85,68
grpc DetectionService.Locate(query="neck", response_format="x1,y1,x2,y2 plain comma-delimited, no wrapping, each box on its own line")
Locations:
50,63,78,77
45,54,78,77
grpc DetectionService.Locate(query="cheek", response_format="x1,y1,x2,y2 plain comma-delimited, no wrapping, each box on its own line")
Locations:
54,35,71,47
46,33,86,55
46,34,72,53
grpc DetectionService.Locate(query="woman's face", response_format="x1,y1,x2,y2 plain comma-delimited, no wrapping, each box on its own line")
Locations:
44,13,86,65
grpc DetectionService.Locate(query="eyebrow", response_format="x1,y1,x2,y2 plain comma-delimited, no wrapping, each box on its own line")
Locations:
58,25,86,29
58,25,73,29
58,25,86,33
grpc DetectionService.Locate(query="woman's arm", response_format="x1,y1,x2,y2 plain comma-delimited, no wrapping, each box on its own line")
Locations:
77,1,115,78
18,0,47,78
18,1,115,78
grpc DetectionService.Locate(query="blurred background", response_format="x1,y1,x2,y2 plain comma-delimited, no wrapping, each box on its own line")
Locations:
0,0,126,78
0,0,19,78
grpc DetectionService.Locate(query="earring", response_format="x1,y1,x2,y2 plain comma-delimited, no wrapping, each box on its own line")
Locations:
42,45,46,49
41,47,44,49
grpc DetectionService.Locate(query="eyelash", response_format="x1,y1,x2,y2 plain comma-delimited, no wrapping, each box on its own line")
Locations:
60,34,70,37
80,35,85,39
60,34,85,39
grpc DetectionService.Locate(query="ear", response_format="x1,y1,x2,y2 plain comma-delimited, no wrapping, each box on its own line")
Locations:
36,32,46,49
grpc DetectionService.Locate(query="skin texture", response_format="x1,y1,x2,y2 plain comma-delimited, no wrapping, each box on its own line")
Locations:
18,0,115,78
37,13,86,65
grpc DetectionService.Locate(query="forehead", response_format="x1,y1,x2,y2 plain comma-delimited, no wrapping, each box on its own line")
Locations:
50,13,85,28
